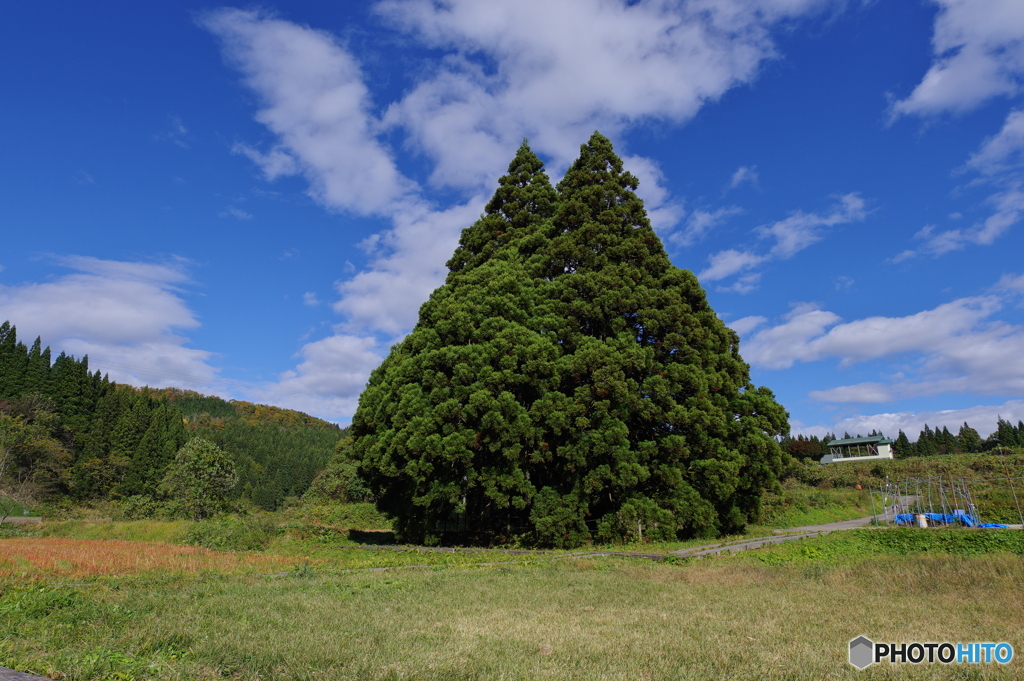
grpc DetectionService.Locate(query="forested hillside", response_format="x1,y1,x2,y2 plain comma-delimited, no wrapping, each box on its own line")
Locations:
0,321,342,511
148,389,344,510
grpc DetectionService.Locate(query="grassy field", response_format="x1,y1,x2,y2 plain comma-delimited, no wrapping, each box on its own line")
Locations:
2,531,1022,680
2,470,1022,679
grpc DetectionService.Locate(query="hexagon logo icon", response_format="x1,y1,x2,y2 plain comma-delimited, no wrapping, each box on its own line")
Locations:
849,636,874,669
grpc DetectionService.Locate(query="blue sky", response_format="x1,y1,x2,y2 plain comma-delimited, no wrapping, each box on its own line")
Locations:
3,0,1024,439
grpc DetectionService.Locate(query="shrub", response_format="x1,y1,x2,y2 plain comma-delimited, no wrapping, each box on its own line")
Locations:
112,495,163,520
184,514,278,551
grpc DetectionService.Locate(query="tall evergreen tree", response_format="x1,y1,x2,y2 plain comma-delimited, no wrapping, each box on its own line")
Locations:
996,417,1019,447
893,430,912,457
353,134,789,546
957,422,983,453
0,322,21,398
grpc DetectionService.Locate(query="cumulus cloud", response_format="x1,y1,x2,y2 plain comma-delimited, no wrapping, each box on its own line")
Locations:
202,1,846,418
332,198,486,336
623,155,685,233
699,193,866,287
799,400,1024,441
742,303,842,368
890,0,1024,120
725,314,766,335
376,0,836,185
245,333,383,420
201,8,416,215
0,256,219,391
996,271,1024,293
809,382,893,404
744,286,1024,403
902,195,1023,258
761,193,867,258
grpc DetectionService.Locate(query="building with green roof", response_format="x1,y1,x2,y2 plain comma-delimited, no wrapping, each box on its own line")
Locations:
820,435,894,465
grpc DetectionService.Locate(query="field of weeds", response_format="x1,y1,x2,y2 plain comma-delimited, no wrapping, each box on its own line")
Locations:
2,489,1022,679
0,538,300,579
2,543,1022,680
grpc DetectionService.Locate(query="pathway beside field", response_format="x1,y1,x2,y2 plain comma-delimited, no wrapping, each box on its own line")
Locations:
338,506,899,564
0,666,49,680
660,496,917,559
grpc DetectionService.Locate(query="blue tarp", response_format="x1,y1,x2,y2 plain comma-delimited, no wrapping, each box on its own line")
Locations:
893,512,979,527
978,523,1010,529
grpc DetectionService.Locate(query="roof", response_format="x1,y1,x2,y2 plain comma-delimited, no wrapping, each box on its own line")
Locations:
827,435,894,446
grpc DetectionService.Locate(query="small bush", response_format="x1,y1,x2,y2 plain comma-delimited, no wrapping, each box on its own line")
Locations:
184,514,279,551
112,495,163,521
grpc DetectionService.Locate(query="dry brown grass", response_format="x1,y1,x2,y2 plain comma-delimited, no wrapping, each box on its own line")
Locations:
0,538,301,578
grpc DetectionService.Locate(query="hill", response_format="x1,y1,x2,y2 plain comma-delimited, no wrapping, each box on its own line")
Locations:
144,388,344,510
0,320,343,511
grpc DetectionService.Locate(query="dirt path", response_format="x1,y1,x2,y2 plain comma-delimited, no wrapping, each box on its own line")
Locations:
341,509,886,563
0,666,49,680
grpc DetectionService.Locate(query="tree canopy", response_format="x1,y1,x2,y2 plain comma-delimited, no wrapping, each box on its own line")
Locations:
160,437,238,520
352,133,790,547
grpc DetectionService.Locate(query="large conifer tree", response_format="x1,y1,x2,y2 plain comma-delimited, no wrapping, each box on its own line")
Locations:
352,134,789,546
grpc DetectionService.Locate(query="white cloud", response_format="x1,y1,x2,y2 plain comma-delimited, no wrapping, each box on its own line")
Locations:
245,333,383,420
700,193,866,286
996,271,1024,293
967,109,1024,175
72,171,95,185
375,0,836,187
898,109,1024,261
623,155,685,233
801,400,1024,441
333,198,486,336
202,8,416,215
718,272,762,294
902,183,1024,258
742,303,843,368
157,115,191,149
890,0,1024,119
834,275,854,291
809,382,892,404
202,1,847,419
761,193,866,258
726,314,766,335
220,206,252,220
0,256,219,391
729,164,758,190
671,206,742,247
699,249,765,281
746,288,1024,403
303,292,320,307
